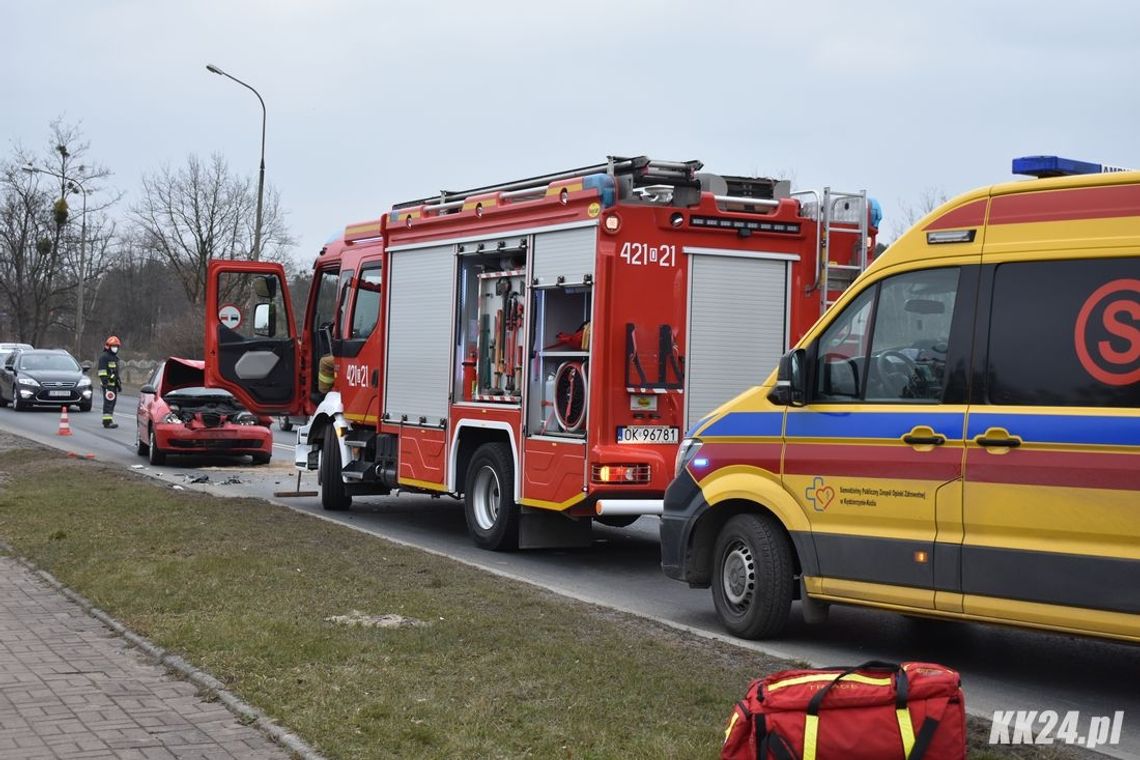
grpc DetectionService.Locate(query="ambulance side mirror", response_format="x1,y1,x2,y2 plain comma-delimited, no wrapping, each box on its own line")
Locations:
769,348,806,407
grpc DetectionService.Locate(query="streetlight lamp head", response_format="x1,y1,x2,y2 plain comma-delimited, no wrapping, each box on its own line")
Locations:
206,63,223,75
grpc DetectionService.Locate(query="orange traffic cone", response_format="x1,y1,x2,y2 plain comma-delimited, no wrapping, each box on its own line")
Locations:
57,406,73,436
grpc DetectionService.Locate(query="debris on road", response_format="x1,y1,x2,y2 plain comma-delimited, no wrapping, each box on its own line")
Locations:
219,476,242,485
131,464,145,469
324,611,428,629
171,485,185,491
186,475,210,484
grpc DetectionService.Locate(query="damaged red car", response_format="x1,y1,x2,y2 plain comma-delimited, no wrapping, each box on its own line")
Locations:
135,357,273,466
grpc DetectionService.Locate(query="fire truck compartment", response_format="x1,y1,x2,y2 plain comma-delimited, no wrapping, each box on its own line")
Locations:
384,245,454,426
685,251,792,428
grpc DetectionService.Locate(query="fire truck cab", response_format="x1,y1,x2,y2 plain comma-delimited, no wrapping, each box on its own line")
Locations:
204,156,877,550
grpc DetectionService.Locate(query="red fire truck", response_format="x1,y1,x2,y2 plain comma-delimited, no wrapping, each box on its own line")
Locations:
203,156,878,549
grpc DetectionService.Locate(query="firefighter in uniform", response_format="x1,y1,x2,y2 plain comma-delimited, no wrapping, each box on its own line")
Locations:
97,336,122,428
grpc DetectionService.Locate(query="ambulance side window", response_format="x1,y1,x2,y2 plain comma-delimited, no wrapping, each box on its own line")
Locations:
987,258,1140,408
815,288,875,401
814,267,961,403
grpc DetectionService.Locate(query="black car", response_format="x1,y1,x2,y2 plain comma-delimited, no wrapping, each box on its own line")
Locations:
0,349,94,411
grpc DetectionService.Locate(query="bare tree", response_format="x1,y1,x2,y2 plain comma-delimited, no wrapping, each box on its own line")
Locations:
887,187,949,244
130,153,293,306
0,121,115,345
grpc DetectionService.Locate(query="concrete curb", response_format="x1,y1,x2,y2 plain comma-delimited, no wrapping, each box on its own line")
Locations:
0,540,327,760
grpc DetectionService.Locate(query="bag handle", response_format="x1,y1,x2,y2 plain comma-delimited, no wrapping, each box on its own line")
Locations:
801,662,911,760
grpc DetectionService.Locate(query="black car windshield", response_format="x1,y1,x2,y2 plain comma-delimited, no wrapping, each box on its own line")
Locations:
19,354,79,372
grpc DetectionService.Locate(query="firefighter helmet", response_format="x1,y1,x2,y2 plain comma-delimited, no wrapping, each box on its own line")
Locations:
105,335,121,348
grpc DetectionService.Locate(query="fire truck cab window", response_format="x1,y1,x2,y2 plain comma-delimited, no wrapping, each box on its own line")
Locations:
349,267,382,339
335,269,354,340
215,271,289,342
312,269,339,350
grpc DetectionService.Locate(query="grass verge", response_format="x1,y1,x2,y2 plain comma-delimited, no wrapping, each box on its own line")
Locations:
0,444,1093,759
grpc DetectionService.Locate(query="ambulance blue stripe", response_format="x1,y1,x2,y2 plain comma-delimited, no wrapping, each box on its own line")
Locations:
967,413,1140,447
700,412,783,438
786,411,964,440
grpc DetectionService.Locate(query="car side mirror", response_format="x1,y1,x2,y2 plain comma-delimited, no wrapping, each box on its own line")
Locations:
81,361,92,372
768,348,806,407
140,383,156,395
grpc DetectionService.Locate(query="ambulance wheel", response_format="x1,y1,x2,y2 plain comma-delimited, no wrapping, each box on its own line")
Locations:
464,443,519,552
147,426,166,466
320,431,351,511
711,513,794,639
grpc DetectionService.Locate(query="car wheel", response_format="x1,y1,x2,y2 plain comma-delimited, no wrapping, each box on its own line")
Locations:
711,513,794,640
12,394,26,412
463,442,519,552
79,400,92,412
135,427,149,456
278,417,293,432
251,452,271,466
319,429,351,511
147,426,166,466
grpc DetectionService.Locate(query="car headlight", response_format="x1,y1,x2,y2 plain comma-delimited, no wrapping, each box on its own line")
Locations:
77,376,92,387
17,376,39,387
162,412,181,424
674,438,703,478
233,412,259,425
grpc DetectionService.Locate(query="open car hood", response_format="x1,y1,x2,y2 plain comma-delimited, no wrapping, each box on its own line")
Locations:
159,357,208,397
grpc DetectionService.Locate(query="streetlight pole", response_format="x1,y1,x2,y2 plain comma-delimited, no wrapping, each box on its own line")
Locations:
23,165,90,356
206,63,266,261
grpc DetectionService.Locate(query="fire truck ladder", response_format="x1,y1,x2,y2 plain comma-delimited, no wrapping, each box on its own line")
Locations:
792,187,870,314
393,156,704,211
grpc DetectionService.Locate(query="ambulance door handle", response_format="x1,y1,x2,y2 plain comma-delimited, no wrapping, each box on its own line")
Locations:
902,425,945,447
975,427,1022,449
903,433,945,446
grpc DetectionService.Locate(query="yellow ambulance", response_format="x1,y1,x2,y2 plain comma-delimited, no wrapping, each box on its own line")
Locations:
660,157,1139,642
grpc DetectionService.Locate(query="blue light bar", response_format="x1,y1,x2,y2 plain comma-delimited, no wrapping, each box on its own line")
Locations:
1012,155,1131,178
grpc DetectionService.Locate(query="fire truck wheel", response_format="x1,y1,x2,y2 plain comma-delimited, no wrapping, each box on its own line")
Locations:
320,431,352,511
464,443,519,551
711,513,793,640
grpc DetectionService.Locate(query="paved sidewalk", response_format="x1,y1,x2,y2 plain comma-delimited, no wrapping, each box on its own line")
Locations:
0,556,291,760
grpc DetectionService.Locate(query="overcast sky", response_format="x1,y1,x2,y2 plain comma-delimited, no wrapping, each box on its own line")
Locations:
4,1,1138,263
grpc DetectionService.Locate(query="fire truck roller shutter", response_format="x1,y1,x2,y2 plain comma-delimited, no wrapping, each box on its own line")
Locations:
384,245,455,425
685,252,789,429
532,226,598,287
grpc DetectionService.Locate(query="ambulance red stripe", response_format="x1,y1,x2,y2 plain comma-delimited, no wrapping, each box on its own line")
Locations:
988,183,1140,225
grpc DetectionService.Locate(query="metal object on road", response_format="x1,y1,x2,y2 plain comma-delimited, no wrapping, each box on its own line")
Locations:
274,470,317,498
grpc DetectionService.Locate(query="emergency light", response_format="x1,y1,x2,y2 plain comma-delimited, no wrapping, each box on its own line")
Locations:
1012,155,1132,178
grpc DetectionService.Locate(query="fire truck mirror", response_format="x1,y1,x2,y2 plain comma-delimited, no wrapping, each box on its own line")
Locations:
253,275,277,300
253,302,276,338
